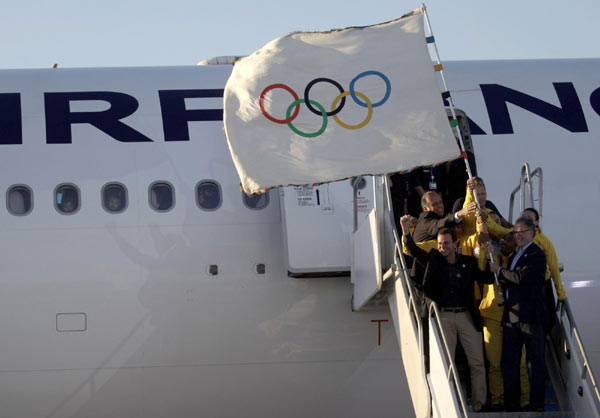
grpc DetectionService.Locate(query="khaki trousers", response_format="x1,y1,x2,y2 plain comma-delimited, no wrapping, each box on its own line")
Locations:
440,311,487,411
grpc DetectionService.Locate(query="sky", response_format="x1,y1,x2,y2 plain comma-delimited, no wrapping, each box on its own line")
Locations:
1,0,599,69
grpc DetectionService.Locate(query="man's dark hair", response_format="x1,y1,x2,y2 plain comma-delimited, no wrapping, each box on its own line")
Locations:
515,216,536,237
523,207,540,221
437,227,457,242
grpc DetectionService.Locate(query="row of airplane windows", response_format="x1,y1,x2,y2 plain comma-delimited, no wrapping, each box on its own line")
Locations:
5,181,269,216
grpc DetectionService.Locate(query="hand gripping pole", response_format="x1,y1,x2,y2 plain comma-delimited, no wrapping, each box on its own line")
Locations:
422,3,498,284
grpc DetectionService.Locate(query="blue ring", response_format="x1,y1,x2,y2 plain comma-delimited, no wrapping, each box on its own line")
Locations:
349,71,391,108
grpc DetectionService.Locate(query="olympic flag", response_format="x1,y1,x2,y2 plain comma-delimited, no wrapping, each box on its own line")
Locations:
224,8,459,194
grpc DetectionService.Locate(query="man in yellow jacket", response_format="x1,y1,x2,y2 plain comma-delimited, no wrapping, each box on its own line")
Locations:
461,178,512,240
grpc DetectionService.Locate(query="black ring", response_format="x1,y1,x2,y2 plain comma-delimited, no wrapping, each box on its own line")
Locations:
304,78,346,116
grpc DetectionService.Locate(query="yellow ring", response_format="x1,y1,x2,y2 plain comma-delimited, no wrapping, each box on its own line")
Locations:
331,91,373,130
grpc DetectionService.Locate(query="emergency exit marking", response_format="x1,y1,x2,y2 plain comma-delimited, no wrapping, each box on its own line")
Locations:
371,319,389,346
294,186,316,207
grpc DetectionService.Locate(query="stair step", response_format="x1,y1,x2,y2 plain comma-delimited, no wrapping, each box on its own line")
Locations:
470,411,573,418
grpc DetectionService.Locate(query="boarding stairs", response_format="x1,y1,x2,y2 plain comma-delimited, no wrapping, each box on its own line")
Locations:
508,163,543,225
350,168,600,418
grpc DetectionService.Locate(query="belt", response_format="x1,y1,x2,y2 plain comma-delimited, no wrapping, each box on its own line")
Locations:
440,307,467,313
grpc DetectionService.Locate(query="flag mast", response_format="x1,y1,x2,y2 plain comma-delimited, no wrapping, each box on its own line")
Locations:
422,4,499,283
421,3,473,179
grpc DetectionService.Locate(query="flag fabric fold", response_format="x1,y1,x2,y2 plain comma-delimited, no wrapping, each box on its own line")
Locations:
224,8,459,194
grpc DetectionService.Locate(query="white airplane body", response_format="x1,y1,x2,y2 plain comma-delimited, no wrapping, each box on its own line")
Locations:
0,59,598,417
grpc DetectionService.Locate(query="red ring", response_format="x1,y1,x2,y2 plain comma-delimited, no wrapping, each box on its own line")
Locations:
260,84,300,124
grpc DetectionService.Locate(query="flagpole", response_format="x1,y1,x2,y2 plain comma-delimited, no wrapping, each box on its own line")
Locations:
422,4,499,284
421,4,473,180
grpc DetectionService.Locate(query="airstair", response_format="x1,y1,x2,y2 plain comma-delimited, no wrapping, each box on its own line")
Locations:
350,167,600,417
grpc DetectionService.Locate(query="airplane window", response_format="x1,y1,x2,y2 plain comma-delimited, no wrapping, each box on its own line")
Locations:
350,176,366,190
55,184,80,215
196,181,221,211
242,190,269,210
6,185,33,216
102,183,127,213
149,182,175,212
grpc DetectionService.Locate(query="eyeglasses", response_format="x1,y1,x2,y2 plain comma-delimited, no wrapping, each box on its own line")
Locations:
513,229,533,235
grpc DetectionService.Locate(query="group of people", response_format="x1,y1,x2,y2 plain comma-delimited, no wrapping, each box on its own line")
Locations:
390,153,477,220
397,176,565,413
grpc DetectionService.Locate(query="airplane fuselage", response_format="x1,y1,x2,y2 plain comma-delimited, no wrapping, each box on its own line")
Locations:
0,59,598,417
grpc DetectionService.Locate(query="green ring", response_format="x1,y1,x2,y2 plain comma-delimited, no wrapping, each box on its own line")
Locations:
286,99,328,138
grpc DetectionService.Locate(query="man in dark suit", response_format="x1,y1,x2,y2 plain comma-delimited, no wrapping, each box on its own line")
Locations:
412,190,476,242
490,217,548,411
400,215,495,412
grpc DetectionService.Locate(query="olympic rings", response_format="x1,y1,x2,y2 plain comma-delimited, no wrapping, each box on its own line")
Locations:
331,91,373,130
286,99,328,138
260,83,300,124
304,78,345,117
259,71,391,138
349,71,391,108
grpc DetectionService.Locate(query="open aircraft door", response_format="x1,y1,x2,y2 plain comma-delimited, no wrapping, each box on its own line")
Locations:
280,177,376,275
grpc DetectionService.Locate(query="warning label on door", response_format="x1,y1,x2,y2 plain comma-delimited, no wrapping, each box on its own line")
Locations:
294,186,316,207
356,192,371,213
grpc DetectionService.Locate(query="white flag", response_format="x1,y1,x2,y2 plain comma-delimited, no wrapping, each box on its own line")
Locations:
224,9,459,194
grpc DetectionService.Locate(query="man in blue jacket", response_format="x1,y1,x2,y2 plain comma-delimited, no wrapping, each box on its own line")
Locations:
490,217,548,411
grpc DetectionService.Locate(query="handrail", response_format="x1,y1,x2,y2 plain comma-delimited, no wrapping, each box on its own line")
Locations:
428,302,470,418
530,167,543,227
392,227,425,351
383,177,425,359
383,175,431,417
560,298,600,406
519,162,532,215
508,163,543,224
353,176,364,232
383,175,470,416
508,184,520,224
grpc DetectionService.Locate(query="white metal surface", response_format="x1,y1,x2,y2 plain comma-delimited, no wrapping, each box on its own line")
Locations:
388,274,431,418
0,66,411,418
428,314,463,418
351,208,381,310
1,57,600,417
383,174,430,417
280,178,374,273
555,301,600,417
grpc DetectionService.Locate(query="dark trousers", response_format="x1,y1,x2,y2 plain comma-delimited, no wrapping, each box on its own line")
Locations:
501,322,546,410
544,280,557,334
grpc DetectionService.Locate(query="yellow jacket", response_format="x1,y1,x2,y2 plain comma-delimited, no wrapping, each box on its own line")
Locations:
534,228,566,300
479,253,507,321
462,187,512,239
401,233,482,259
401,210,484,258
402,238,436,255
